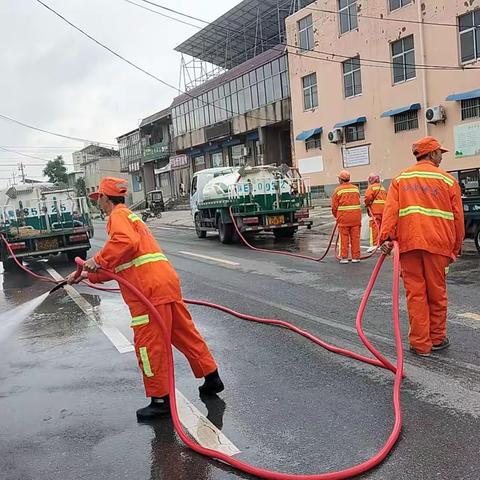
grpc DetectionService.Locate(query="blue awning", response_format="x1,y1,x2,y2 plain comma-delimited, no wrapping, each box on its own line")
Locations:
334,116,367,128
246,131,259,141
295,127,323,141
204,144,221,152
446,88,480,102
222,138,241,148
381,103,421,118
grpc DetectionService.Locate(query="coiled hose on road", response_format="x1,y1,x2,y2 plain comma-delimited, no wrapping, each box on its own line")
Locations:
228,207,380,262
1,233,405,479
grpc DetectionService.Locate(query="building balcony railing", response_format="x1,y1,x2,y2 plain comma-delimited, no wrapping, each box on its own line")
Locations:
142,142,170,163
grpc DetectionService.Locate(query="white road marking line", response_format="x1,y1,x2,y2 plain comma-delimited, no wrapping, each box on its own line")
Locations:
179,251,240,266
151,226,176,230
460,312,480,322
45,266,134,354
176,390,240,456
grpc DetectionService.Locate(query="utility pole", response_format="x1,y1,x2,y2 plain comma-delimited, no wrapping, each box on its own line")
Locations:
18,163,26,183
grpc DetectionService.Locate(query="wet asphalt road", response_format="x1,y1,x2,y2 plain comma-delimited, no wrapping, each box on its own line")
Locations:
0,220,479,480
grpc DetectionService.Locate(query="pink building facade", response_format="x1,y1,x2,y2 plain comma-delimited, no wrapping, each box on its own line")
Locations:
286,0,480,195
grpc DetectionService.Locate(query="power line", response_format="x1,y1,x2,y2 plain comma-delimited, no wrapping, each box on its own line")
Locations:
34,0,277,124
123,0,203,29
133,0,480,71
0,112,117,146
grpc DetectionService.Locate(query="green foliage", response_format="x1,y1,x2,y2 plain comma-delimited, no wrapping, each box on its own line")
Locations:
75,177,87,197
43,155,68,186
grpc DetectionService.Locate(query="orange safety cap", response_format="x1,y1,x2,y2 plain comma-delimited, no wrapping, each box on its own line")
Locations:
338,170,351,181
412,136,448,158
89,177,128,201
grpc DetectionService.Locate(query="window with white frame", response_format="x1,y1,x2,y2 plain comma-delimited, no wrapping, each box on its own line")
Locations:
393,110,419,133
391,35,416,84
298,15,314,52
389,0,412,12
305,134,321,150
461,98,480,120
339,0,358,34
302,73,318,110
345,123,365,143
459,10,480,63
343,56,362,98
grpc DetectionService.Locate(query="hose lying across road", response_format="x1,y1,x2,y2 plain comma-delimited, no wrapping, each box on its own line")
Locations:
1,231,405,479
228,207,380,262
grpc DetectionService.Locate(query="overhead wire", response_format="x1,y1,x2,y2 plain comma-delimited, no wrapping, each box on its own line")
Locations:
33,0,278,124
0,112,117,146
133,0,480,71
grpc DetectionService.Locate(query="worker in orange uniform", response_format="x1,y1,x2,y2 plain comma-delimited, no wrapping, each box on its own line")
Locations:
332,170,362,264
364,173,387,253
380,137,465,357
67,178,223,420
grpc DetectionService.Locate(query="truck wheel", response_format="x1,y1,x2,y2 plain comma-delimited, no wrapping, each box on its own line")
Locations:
2,258,22,272
67,250,88,262
274,227,297,239
195,214,207,239
475,226,480,253
218,218,234,244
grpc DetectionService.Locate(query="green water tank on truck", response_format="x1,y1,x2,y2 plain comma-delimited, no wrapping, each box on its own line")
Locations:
190,165,313,244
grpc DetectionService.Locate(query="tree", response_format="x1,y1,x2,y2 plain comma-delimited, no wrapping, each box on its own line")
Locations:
43,155,68,186
75,177,87,198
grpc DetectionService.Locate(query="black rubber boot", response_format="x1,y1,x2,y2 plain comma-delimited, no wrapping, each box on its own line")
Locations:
432,337,450,351
136,395,171,422
199,369,224,396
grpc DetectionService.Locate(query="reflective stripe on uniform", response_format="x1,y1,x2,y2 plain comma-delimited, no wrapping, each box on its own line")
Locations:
337,188,360,195
338,205,361,211
128,213,143,223
396,171,454,187
445,266,450,275
139,347,154,377
373,200,386,204
399,206,454,221
372,186,385,191
115,252,169,273
131,314,149,327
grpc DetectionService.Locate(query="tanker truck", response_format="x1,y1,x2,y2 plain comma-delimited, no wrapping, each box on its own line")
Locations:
0,183,93,271
190,165,313,243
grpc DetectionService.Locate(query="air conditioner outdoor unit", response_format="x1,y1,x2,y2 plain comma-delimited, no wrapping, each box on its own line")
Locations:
328,129,343,143
426,106,446,123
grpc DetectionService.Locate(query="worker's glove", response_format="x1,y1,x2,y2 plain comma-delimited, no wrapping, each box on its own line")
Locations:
83,258,99,273
380,241,394,256
66,271,88,285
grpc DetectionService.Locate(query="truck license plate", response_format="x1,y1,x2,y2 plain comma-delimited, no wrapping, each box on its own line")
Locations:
37,238,59,251
267,215,285,226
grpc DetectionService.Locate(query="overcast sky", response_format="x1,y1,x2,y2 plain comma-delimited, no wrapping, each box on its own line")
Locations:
0,0,239,186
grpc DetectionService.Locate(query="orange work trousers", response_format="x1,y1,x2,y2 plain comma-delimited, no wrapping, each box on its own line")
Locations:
338,225,361,260
133,301,218,398
369,215,383,247
400,250,450,354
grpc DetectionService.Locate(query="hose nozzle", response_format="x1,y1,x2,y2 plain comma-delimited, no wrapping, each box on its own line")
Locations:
49,280,67,295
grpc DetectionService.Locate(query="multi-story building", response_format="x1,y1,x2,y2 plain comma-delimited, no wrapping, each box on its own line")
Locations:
139,108,174,198
117,129,144,205
72,144,127,199
286,0,480,196
171,0,318,189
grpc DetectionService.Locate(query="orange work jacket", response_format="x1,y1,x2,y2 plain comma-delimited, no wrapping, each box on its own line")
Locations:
364,183,387,216
331,183,362,227
379,161,465,257
88,204,182,313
